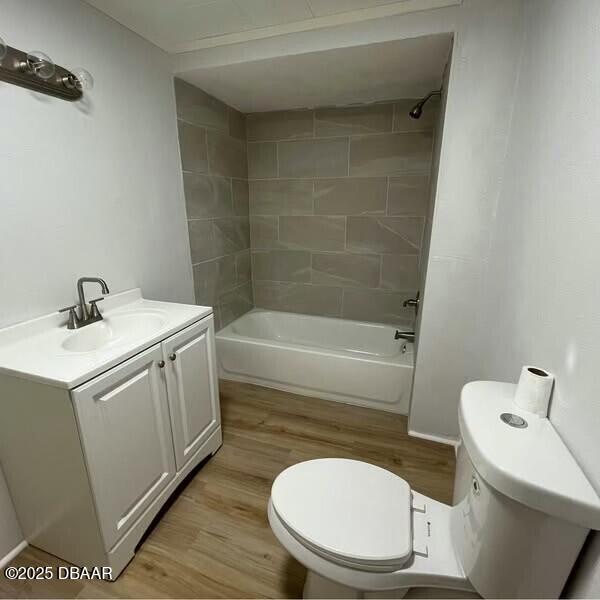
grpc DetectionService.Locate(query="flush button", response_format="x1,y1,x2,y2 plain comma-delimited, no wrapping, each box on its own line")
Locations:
500,412,528,428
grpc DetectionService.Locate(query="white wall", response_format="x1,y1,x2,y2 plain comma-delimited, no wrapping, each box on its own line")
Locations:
409,0,525,441
0,0,193,561
476,1,600,594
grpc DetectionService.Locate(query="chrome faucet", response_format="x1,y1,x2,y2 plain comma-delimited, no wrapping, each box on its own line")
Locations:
395,330,415,343
59,277,110,329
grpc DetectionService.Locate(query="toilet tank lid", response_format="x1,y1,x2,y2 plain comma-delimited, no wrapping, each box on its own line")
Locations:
459,381,600,530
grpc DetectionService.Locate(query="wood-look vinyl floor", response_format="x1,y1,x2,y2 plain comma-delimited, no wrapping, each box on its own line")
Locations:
0,381,455,599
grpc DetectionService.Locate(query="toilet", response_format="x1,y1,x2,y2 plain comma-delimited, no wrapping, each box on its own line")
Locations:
268,381,600,599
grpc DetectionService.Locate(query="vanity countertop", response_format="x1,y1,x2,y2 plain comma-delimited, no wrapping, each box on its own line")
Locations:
0,289,212,389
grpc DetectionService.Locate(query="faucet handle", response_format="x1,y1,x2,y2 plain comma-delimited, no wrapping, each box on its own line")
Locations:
59,305,80,330
59,304,78,312
88,297,104,319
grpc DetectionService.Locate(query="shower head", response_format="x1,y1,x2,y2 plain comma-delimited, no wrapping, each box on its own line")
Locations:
409,89,442,119
409,101,425,120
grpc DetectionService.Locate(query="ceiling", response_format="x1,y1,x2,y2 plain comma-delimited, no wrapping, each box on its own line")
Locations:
85,0,454,113
84,0,455,52
181,33,452,113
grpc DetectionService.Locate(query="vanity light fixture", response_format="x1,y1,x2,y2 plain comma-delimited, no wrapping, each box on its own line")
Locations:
61,68,94,92
21,50,56,80
0,35,93,101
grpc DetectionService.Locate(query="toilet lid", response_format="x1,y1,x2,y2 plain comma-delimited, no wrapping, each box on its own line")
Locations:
271,459,412,570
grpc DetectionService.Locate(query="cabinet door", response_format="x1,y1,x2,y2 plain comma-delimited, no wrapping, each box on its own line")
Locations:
72,345,175,550
163,317,221,471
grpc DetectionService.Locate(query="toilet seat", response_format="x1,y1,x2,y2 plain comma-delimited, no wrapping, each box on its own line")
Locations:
268,489,473,595
271,459,413,572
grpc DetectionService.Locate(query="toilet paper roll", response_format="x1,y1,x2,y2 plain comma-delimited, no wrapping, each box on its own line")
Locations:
513,366,554,417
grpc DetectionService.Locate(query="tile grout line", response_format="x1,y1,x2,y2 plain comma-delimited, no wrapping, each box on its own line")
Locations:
245,128,433,145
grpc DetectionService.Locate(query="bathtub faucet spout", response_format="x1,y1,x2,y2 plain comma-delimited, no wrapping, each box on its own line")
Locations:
395,330,415,343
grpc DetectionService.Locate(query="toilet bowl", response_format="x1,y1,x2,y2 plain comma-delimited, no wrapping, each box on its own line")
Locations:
268,381,600,599
268,459,474,598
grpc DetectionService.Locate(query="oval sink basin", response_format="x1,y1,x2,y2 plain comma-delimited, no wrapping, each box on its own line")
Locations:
108,312,166,340
62,323,114,353
61,310,167,353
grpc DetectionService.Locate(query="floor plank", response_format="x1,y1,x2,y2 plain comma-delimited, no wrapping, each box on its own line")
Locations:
1,381,455,599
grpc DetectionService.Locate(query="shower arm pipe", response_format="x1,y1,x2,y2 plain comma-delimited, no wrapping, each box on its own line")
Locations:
421,89,442,104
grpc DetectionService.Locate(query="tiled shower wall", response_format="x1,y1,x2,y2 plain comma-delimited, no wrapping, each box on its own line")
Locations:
246,100,438,326
174,78,253,330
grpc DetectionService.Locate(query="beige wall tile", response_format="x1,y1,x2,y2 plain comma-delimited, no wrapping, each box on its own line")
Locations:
349,131,433,176
208,130,247,178
177,80,254,323
247,110,314,141
314,177,386,215
381,255,419,290
249,180,314,215
248,142,278,179
179,86,439,327
252,250,311,282
315,104,393,137
193,260,218,305
347,216,424,254
393,97,440,133
213,217,250,255
312,253,380,288
229,108,246,140
216,255,237,294
236,250,252,283
174,78,229,131
250,216,279,249
232,179,249,216
388,175,430,216
279,138,349,178
219,282,253,327
342,288,415,325
254,281,342,317
188,220,216,263
178,121,208,174
279,216,345,251
183,173,233,219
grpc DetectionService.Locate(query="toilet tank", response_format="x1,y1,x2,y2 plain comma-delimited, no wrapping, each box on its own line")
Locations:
451,443,587,598
449,382,600,599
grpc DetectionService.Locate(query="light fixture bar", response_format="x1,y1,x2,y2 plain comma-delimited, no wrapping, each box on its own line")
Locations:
0,44,84,102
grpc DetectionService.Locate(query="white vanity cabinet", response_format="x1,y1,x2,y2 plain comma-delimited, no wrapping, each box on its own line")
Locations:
0,310,221,579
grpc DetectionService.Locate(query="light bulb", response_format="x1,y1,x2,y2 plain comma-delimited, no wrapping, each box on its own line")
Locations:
26,50,55,80
72,68,94,91
0,36,7,62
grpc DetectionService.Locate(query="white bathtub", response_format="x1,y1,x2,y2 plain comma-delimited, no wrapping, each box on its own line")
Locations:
216,310,414,414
